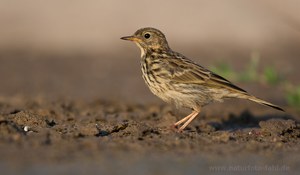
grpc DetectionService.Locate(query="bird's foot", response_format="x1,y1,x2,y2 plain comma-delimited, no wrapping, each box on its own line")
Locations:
170,124,184,133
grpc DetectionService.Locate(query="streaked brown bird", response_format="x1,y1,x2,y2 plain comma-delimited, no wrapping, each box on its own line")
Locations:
121,27,284,132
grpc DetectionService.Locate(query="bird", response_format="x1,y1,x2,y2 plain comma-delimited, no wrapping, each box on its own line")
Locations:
121,27,284,132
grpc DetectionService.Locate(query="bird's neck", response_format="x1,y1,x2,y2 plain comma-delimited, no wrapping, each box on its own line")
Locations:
136,43,172,59
149,47,173,58
135,42,146,58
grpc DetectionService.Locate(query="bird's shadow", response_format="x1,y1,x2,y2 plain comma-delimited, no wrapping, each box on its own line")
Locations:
207,110,298,131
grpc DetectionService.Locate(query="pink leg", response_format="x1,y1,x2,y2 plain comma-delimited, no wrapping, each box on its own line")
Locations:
178,110,200,132
174,111,197,127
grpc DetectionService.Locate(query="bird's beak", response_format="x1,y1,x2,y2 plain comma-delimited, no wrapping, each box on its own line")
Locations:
120,36,140,42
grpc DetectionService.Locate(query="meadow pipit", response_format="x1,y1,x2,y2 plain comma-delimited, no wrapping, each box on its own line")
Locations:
121,27,284,132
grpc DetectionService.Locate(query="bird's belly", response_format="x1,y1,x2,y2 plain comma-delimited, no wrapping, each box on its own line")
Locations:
147,82,220,109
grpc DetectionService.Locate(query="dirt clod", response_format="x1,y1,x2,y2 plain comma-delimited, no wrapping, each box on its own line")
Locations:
259,119,296,135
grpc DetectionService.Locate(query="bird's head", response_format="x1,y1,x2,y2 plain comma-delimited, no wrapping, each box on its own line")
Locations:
121,27,170,56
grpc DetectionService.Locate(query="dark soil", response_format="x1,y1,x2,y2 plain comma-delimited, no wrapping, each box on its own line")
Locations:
0,98,299,174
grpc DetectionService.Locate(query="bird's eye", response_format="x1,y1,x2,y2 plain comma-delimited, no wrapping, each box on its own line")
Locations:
144,33,151,39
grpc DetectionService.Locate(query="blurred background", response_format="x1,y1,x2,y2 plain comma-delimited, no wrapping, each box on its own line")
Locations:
1,1,300,175
0,0,299,105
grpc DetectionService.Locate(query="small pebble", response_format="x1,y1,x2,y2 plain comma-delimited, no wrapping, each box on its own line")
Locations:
24,126,30,132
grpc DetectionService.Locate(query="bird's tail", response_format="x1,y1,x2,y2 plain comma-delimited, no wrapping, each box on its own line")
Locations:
241,95,284,112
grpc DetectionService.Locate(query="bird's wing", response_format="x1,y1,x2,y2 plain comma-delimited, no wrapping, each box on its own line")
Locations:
167,57,247,93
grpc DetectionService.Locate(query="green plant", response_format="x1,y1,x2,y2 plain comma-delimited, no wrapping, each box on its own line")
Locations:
262,66,281,85
285,85,300,108
210,62,237,81
210,52,284,86
238,54,259,82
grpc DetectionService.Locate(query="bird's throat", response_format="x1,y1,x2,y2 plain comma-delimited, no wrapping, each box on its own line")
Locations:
134,42,146,58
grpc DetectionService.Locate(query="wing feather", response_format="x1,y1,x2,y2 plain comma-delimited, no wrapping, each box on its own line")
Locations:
167,58,247,93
